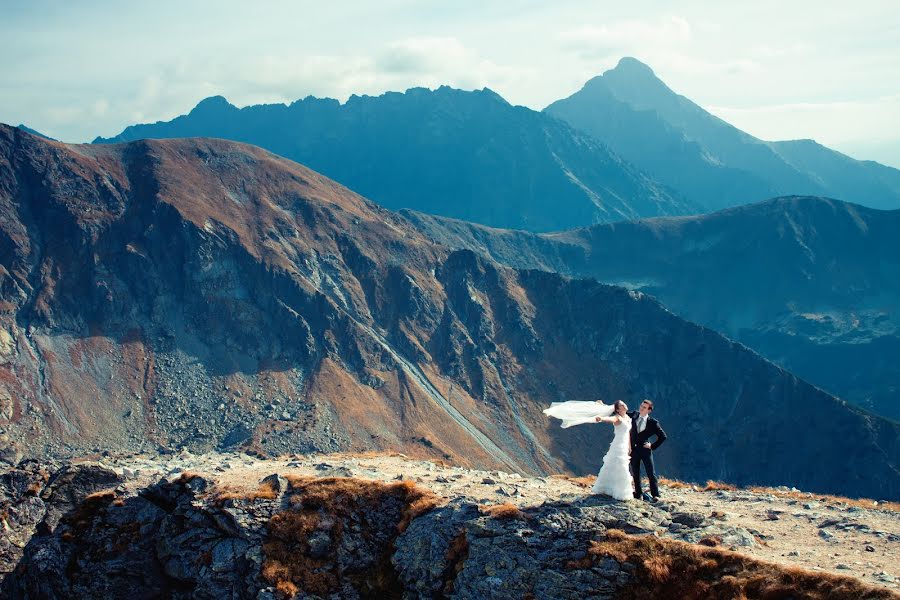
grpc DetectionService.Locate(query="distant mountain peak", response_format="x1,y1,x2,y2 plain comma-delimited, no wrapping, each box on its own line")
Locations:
189,95,235,115
602,57,671,96
611,56,657,77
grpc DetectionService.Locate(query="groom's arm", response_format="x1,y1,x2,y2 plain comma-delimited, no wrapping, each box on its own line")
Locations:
650,422,667,450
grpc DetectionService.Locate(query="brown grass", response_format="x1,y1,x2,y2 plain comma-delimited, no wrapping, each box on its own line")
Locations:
215,479,279,504
658,477,900,513
62,490,116,534
588,529,898,600
261,476,443,598
175,471,202,482
658,477,692,490
746,486,900,513
702,480,738,492
480,502,527,521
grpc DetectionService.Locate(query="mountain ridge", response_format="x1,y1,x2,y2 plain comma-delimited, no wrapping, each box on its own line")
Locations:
1,125,898,500
92,86,693,232
404,195,900,421
545,57,900,212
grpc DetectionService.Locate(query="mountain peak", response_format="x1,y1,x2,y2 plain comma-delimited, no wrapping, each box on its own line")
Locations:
189,95,235,116
611,56,657,77
603,56,667,93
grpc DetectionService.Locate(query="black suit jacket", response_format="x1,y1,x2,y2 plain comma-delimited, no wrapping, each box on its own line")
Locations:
628,410,667,455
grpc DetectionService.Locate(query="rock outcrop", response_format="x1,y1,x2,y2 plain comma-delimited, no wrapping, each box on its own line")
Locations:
1,125,898,500
3,454,898,599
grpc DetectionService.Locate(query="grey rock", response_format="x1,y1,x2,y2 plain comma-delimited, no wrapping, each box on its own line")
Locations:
819,529,836,542
671,511,705,528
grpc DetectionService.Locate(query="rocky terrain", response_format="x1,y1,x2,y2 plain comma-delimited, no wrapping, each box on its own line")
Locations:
93,86,692,232
1,125,899,501
545,57,900,212
2,452,898,598
405,196,900,420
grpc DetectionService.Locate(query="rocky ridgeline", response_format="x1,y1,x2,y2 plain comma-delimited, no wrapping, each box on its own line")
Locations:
2,453,897,599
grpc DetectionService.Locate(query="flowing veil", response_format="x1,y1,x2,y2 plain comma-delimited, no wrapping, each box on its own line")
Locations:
543,400,615,428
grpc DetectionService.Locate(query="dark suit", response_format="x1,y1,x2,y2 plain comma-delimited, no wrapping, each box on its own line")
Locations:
628,410,667,498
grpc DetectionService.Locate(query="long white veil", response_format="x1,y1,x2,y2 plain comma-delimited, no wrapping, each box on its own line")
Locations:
543,400,615,429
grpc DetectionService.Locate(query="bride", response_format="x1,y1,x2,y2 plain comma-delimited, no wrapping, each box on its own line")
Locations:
543,399,634,501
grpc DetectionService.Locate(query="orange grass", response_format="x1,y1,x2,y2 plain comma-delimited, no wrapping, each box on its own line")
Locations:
588,529,898,600
657,477,900,513
480,502,527,520
215,479,279,504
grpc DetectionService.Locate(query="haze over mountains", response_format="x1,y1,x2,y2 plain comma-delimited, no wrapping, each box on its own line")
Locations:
406,196,900,421
2,125,897,499
94,87,691,232
546,58,900,213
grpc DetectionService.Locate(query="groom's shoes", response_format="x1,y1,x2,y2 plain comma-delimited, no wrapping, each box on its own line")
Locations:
641,492,654,502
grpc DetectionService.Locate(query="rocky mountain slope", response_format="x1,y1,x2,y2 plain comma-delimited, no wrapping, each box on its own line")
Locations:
2,453,898,598
14,125,55,141
405,196,900,420
1,125,898,500
92,87,692,232
545,57,900,212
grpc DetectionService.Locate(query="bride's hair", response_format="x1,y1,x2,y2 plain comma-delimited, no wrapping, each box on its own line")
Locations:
613,400,627,415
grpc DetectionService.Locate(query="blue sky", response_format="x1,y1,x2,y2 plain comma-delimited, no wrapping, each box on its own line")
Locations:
2,0,899,167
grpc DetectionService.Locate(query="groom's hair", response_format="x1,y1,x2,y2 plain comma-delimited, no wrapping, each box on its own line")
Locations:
642,399,654,411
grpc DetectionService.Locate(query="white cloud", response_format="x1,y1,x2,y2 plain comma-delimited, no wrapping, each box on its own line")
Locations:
560,16,693,59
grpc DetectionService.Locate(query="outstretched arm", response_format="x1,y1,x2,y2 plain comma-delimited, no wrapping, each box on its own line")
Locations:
595,416,622,425
650,422,667,450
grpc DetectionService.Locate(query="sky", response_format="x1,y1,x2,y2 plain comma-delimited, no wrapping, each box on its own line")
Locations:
2,0,899,167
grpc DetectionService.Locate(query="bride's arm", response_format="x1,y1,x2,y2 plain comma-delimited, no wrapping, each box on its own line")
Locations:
595,416,622,425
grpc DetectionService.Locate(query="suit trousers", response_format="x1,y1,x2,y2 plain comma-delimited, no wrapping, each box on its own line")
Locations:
630,451,659,498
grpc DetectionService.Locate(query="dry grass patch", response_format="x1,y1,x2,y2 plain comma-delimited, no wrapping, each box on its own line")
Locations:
703,480,738,492
747,486,900,513
175,471,204,484
215,479,279,504
589,529,897,600
61,490,116,535
480,502,527,520
658,477,900,513
262,476,443,598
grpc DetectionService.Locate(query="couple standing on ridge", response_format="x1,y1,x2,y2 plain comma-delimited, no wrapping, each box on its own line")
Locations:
543,398,667,502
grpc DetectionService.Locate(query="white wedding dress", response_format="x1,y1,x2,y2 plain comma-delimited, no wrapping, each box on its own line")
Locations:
543,401,634,501
590,413,634,500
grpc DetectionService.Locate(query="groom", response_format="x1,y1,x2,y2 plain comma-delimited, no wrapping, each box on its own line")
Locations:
629,399,667,502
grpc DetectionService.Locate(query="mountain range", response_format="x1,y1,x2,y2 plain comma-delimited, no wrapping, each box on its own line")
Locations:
405,197,900,421
2,124,898,499
94,87,691,232
94,58,900,232
546,57,900,212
